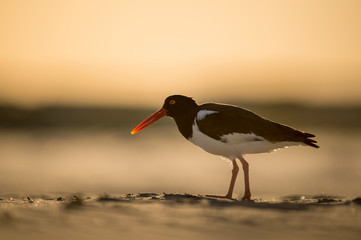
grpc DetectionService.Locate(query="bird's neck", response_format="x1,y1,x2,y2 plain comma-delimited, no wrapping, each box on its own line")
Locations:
173,107,199,139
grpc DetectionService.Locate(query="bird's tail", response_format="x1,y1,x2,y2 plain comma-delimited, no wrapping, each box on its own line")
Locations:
303,133,319,148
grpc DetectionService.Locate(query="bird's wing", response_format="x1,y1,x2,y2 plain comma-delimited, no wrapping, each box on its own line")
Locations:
196,103,318,147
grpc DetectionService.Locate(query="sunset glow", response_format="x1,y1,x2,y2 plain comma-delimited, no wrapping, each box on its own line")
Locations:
1,0,360,107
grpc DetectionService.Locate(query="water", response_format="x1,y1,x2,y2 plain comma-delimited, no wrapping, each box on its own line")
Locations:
0,127,360,197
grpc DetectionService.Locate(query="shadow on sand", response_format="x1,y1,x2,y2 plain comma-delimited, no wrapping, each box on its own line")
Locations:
92,192,360,211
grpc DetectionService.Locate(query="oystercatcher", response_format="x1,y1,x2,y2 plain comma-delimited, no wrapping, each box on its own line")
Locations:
131,95,319,200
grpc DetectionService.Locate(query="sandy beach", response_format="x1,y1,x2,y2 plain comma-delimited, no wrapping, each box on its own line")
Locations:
1,193,360,240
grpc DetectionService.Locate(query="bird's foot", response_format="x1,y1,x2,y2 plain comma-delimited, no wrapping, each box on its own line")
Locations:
241,193,251,201
206,194,233,200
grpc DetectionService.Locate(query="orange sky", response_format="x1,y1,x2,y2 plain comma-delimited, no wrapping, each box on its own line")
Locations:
0,0,360,107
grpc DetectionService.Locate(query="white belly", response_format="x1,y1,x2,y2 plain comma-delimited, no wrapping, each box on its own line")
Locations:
188,121,303,159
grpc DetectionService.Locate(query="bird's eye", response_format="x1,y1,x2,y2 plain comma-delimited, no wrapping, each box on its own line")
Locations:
169,100,176,105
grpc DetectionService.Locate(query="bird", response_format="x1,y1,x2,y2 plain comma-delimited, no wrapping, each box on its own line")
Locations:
131,95,319,200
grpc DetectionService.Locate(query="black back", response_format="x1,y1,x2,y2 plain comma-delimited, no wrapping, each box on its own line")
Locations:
196,103,319,148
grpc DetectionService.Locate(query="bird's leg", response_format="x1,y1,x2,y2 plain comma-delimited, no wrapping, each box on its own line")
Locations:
207,159,239,199
225,159,239,199
239,156,251,200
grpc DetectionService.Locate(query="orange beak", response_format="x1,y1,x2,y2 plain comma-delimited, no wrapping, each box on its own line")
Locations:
131,108,167,134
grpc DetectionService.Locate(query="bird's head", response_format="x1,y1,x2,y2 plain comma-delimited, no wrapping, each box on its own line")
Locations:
162,95,197,118
131,95,198,134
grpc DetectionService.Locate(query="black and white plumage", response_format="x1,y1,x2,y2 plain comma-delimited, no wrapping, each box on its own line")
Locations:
131,95,319,200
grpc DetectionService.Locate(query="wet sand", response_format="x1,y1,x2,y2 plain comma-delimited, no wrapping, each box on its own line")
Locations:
1,193,360,240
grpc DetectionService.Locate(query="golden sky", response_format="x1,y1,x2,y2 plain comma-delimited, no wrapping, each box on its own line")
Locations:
0,0,360,107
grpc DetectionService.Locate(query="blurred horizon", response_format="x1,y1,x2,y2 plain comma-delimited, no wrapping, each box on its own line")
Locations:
1,0,361,108
1,102,360,133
